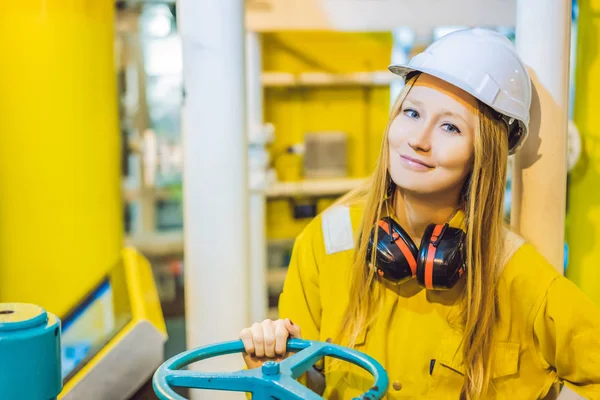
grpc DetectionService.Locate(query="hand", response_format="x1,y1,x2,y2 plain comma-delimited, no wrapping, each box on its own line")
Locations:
239,318,301,369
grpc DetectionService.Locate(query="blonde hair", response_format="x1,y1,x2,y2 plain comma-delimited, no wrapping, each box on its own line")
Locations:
335,73,509,399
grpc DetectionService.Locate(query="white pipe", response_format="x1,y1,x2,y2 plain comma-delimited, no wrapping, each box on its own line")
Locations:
512,0,571,273
178,1,249,399
390,28,412,104
246,31,268,323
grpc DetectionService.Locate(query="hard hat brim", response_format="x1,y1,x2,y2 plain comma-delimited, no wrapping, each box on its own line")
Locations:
388,64,527,155
389,64,499,112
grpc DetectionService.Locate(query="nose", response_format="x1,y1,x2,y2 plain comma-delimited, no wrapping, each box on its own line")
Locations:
407,124,432,153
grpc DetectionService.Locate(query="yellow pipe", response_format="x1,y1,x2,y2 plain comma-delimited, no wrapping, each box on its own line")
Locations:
566,0,600,305
0,1,122,318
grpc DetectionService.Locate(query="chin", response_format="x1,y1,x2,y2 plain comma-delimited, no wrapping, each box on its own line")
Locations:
396,183,439,196
391,174,439,195
392,174,466,200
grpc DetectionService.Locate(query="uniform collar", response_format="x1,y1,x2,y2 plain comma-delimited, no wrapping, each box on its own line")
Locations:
448,209,466,231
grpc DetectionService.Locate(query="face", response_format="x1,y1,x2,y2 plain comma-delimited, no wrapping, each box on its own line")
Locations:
388,74,477,199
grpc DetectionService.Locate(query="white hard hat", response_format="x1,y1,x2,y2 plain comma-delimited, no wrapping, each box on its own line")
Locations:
389,28,532,155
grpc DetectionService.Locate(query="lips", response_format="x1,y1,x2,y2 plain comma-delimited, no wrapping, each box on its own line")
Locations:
400,155,434,168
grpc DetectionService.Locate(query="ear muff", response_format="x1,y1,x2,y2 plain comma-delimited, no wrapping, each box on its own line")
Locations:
367,218,467,290
416,224,466,290
507,123,524,153
366,217,418,283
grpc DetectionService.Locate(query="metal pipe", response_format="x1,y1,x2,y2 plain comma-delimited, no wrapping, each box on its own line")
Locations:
178,1,249,398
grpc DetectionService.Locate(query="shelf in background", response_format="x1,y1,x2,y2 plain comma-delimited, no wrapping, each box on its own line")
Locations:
267,237,296,247
126,231,184,257
123,187,172,202
265,177,366,199
125,178,366,201
262,71,400,87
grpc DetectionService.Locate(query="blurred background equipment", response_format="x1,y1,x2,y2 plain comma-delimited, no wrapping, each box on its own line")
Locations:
303,132,349,179
0,0,596,399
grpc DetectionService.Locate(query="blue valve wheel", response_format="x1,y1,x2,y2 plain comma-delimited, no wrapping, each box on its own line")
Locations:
153,338,388,400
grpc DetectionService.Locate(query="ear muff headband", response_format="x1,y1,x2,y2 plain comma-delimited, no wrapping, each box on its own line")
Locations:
424,224,444,290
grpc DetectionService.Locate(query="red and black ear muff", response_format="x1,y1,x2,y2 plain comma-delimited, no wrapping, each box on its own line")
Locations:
416,223,467,290
366,217,418,283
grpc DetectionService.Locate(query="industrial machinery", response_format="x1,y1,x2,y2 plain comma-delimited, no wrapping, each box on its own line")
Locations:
1,307,386,400
58,248,166,399
153,338,389,400
0,250,166,400
0,251,166,400
0,303,62,400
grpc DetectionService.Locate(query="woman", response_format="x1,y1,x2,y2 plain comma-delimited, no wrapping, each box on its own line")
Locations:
240,29,600,399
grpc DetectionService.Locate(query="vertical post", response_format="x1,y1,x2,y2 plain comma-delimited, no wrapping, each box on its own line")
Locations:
178,1,249,397
565,0,600,305
390,28,412,104
247,31,269,323
512,0,571,273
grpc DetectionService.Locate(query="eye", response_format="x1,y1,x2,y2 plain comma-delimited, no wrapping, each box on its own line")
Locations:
403,108,419,119
442,123,461,134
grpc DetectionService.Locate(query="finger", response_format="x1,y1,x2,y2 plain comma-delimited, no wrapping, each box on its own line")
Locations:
242,352,263,370
285,318,302,338
262,319,276,358
239,328,255,355
251,323,265,358
274,319,289,356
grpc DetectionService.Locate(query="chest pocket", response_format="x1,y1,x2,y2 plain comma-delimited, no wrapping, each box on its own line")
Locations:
430,334,521,396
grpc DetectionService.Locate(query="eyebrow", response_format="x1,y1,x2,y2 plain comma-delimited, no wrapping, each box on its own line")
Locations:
404,99,470,126
440,110,469,126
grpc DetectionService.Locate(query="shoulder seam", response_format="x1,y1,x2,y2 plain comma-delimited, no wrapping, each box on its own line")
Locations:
501,228,526,266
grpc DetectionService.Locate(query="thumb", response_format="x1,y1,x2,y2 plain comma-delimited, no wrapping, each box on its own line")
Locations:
284,318,302,338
